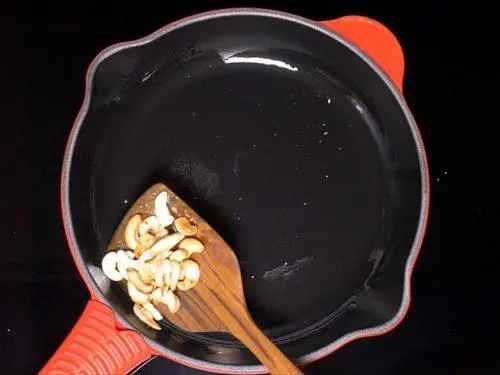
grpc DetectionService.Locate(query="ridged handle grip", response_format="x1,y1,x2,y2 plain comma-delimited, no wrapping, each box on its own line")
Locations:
39,300,151,375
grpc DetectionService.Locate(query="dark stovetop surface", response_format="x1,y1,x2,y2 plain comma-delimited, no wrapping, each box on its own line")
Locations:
1,2,497,374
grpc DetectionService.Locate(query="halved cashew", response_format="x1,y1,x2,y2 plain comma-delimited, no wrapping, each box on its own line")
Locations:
138,232,156,248
125,214,142,250
155,191,174,227
138,216,160,236
151,288,163,304
178,238,205,256
134,245,147,258
161,250,174,259
177,278,197,291
154,260,172,289
169,261,182,291
169,249,189,262
133,303,161,330
138,260,156,284
161,289,180,313
128,269,154,294
101,251,123,281
138,248,157,264
142,303,163,321
173,217,198,236
128,282,150,304
182,259,200,283
146,233,185,259
156,227,169,237
116,250,138,280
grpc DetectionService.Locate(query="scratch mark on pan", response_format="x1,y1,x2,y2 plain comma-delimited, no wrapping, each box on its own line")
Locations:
232,153,240,176
263,256,312,282
142,69,157,82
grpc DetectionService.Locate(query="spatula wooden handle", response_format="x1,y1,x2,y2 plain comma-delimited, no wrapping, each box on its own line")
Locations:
232,315,303,375
208,290,301,373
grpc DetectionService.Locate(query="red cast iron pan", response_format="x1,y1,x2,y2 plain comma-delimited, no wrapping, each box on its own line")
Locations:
41,8,429,375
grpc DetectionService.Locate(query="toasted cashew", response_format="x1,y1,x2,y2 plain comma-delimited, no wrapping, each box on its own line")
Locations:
116,250,138,280
155,191,174,227
173,217,198,236
151,288,163,304
138,216,160,236
138,232,156,248
156,227,169,237
137,233,184,263
133,303,161,330
162,289,180,313
138,260,156,284
150,233,185,253
182,259,200,283
154,260,172,288
169,249,189,263
134,244,147,258
101,251,123,281
128,282,150,304
128,269,154,294
169,261,182,291
178,238,204,256
125,214,142,250
177,279,197,291
143,303,163,321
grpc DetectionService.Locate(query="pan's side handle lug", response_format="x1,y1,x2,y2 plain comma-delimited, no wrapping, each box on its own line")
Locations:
321,16,405,92
39,300,151,375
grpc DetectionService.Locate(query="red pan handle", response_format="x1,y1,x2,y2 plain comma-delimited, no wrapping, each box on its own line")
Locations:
321,16,405,92
39,300,152,375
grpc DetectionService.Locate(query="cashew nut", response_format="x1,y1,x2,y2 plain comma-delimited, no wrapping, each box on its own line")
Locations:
138,260,156,284
134,244,147,258
181,259,200,283
169,249,189,263
148,232,185,256
156,227,169,237
116,250,138,280
142,303,163,321
128,269,154,294
161,289,180,313
125,214,142,250
133,303,160,330
169,261,182,291
128,282,150,304
138,232,156,248
178,238,204,256
101,251,123,281
177,279,197,291
155,191,174,227
138,216,160,236
151,288,163,304
154,260,172,289
173,217,198,236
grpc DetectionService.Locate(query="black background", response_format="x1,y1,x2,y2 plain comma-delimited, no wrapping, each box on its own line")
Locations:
1,1,498,374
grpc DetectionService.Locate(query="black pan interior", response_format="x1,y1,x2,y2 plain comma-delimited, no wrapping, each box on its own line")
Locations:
68,13,422,365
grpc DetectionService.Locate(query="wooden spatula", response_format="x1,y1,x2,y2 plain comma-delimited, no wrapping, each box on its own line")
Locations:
108,183,302,375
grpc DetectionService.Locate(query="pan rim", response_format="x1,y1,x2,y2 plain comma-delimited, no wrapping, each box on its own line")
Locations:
60,7,429,374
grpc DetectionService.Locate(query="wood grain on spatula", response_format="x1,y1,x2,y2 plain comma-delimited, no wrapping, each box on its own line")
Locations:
108,183,302,375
